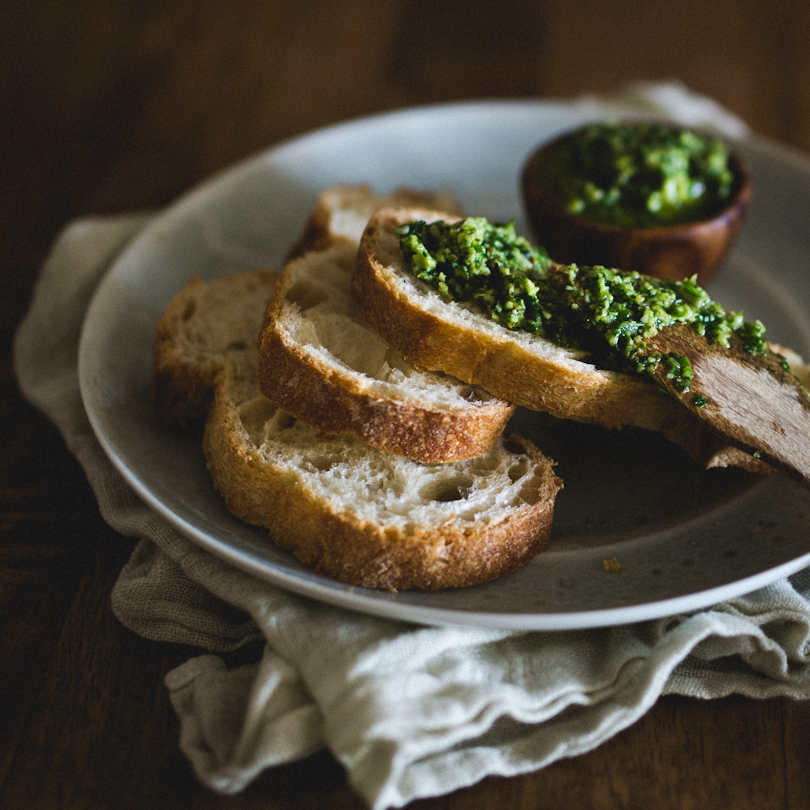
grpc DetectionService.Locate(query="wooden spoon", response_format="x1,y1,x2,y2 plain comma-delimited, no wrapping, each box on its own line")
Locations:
645,324,810,484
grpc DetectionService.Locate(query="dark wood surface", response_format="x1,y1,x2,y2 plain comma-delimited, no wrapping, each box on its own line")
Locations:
4,2,810,807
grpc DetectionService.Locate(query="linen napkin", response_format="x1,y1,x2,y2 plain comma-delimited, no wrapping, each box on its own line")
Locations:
13,83,810,810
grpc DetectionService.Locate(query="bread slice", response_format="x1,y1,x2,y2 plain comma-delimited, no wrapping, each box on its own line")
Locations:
352,207,778,473
153,269,278,428
154,270,563,590
257,239,515,462
259,184,514,462
286,184,463,261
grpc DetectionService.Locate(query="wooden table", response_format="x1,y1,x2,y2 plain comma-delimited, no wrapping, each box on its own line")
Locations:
3,2,810,807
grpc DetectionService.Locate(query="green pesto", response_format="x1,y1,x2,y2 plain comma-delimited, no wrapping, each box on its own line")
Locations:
551,264,767,392
536,121,736,228
397,217,555,332
398,217,766,394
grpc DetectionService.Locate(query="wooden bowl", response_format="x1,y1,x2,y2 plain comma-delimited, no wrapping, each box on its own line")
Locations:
521,132,752,285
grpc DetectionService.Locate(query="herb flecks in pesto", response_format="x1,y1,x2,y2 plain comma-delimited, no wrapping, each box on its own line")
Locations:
537,121,736,228
397,217,555,333
398,216,767,395
551,264,767,392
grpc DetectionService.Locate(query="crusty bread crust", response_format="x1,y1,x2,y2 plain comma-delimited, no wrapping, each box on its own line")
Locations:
353,207,778,474
258,241,515,462
155,269,563,590
204,381,560,589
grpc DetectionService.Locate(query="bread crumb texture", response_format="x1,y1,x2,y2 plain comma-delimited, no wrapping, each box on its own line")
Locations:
153,193,563,590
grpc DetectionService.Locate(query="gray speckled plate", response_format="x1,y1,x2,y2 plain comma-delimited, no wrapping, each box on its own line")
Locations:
78,100,810,630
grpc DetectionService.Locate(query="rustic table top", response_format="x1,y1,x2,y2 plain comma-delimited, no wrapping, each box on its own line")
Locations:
3,1,810,808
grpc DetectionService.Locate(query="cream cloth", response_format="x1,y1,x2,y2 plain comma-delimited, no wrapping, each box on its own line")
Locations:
13,84,810,810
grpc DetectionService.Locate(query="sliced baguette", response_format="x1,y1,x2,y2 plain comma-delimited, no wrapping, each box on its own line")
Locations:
286,183,463,261
154,270,563,591
257,240,515,462
153,269,277,428
353,207,778,473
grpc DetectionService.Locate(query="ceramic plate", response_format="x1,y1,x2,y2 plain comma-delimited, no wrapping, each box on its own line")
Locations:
79,100,810,630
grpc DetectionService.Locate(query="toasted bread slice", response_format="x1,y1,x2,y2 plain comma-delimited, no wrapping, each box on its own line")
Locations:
258,240,515,462
353,207,779,474
154,270,562,590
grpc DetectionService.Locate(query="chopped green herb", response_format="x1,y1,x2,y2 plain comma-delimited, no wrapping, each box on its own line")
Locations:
549,263,768,390
397,217,556,334
535,121,736,228
398,216,768,394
